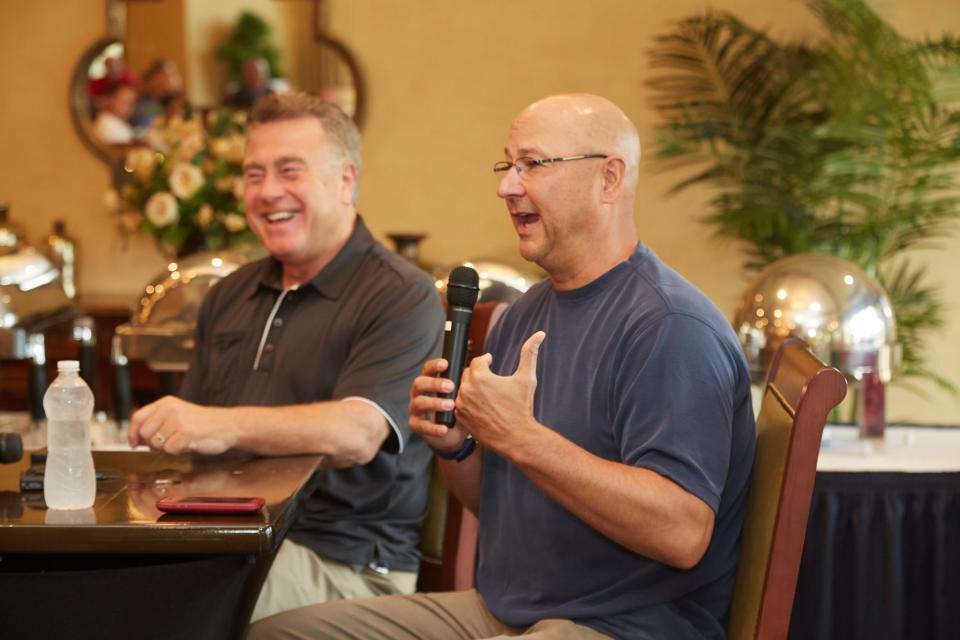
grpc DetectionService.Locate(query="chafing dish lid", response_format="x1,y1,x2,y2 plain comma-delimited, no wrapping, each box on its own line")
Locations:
132,244,266,326
0,249,59,290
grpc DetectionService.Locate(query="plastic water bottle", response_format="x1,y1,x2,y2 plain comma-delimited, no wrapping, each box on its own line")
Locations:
43,360,96,510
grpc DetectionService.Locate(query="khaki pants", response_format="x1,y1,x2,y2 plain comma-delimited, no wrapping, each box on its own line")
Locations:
248,589,612,639
251,539,418,622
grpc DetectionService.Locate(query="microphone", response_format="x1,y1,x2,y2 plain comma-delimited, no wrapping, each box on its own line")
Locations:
436,266,480,427
0,432,23,464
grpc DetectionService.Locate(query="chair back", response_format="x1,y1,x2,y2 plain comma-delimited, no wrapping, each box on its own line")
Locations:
417,301,505,591
728,338,847,640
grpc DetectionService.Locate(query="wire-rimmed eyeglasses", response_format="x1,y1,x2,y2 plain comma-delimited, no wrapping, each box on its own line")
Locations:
493,154,609,178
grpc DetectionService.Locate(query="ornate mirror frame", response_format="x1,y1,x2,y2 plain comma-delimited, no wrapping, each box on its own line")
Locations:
69,1,367,164
69,36,126,165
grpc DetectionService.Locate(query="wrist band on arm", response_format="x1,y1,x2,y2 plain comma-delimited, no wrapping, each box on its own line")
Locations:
430,435,476,462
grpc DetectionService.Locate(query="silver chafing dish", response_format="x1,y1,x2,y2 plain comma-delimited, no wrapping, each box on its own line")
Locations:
0,247,95,419
114,245,265,370
732,254,899,436
733,254,898,384
435,259,543,304
111,244,265,419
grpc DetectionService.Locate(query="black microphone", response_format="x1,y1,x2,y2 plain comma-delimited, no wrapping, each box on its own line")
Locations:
436,266,480,427
0,432,23,464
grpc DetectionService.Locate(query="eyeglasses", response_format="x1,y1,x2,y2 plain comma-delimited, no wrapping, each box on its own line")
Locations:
493,154,609,178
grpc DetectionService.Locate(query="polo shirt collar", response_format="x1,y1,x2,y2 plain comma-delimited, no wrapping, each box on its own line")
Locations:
251,215,375,300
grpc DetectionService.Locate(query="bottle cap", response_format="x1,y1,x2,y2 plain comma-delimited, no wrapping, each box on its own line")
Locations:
57,360,80,372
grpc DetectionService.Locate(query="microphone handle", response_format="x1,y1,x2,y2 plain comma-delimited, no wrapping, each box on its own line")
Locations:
436,305,472,427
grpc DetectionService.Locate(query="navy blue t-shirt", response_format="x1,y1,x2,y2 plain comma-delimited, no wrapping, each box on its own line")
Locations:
476,244,755,640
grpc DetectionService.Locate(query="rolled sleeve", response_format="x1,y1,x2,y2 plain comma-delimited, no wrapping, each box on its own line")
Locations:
332,278,444,454
613,314,739,513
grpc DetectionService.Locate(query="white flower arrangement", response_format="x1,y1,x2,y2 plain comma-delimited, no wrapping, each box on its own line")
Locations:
144,192,179,227
108,110,254,256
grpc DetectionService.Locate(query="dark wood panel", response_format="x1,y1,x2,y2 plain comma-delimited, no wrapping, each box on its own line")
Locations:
0,303,183,415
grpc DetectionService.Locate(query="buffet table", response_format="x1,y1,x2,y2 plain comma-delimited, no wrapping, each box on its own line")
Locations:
790,425,960,640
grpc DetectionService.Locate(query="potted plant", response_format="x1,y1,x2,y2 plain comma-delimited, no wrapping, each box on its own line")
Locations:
647,0,960,394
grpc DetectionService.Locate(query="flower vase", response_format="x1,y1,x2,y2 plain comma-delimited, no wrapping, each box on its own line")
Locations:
388,233,428,267
387,232,447,286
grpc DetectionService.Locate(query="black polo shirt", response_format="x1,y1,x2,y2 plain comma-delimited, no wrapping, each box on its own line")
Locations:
179,216,444,570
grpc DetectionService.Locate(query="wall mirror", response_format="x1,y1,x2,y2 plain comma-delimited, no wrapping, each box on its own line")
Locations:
69,0,366,164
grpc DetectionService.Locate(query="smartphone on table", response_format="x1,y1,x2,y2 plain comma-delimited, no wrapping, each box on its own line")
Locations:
155,496,265,514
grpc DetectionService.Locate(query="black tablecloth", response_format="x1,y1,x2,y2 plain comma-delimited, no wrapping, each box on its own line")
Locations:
789,471,960,640
0,554,256,640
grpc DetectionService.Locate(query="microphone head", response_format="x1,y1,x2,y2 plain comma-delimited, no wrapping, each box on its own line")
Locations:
446,266,480,309
0,432,23,464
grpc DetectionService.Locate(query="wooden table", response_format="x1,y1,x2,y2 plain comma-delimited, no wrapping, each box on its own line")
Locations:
0,448,322,640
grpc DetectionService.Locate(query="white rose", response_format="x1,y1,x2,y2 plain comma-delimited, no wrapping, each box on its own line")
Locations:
196,204,214,228
209,137,231,159
174,131,205,162
169,163,205,200
221,213,247,232
144,192,179,227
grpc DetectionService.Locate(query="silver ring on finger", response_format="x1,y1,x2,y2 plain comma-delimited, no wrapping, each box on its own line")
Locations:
154,433,166,445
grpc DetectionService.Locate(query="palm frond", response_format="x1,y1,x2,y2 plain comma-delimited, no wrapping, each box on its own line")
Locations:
648,0,960,395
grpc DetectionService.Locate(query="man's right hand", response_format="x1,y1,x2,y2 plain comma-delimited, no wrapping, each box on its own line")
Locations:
408,358,469,452
129,396,235,456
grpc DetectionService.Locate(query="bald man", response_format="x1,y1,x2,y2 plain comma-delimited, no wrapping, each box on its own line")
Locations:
249,95,756,640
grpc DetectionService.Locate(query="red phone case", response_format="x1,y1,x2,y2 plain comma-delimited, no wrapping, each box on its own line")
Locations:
156,496,266,514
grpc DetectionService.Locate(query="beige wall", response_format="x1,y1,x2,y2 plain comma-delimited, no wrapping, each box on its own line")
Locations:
1,0,958,423
181,0,308,106
126,0,307,107
126,0,186,88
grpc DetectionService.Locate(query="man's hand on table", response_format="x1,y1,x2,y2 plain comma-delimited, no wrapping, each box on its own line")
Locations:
129,396,236,455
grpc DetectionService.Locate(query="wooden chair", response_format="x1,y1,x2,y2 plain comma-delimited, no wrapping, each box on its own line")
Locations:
416,459,480,591
728,338,847,640
417,301,505,592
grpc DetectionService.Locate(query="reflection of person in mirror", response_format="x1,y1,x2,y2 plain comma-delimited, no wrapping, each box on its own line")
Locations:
93,84,137,145
250,95,756,640
127,93,444,623
160,92,191,123
132,59,184,133
88,56,137,103
226,57,274,109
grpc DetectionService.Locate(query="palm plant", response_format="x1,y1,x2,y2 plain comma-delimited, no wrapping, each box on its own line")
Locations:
647,0,960,393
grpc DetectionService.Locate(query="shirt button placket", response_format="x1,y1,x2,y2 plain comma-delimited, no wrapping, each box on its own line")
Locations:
261,295,293,370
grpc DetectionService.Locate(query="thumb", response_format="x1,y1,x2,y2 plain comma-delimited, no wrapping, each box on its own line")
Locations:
515,331,546,380
469,352,493,374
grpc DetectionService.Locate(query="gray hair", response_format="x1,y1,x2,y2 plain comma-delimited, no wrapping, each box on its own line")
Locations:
249,93,362,201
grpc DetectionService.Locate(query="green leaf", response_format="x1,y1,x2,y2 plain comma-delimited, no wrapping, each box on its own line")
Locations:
648,0,960,396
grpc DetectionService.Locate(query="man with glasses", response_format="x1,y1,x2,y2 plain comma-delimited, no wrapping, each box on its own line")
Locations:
250,94,755,639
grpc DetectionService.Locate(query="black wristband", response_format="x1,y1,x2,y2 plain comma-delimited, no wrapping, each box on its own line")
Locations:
431,436,476,462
